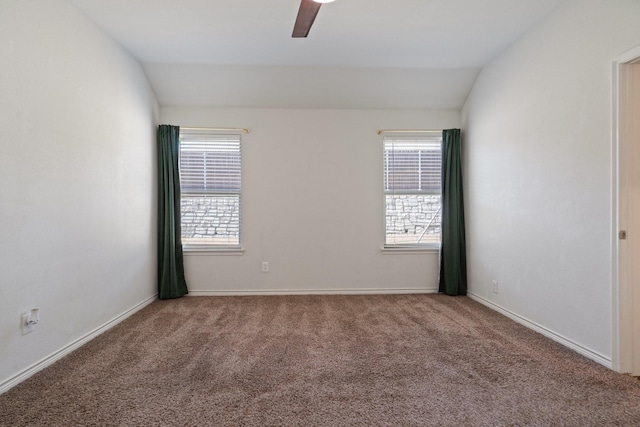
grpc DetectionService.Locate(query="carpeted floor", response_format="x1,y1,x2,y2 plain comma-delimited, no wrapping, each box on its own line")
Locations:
1,294,640,426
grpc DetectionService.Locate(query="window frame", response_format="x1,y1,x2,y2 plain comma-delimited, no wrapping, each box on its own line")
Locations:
178,129,243,253
382,133,442,252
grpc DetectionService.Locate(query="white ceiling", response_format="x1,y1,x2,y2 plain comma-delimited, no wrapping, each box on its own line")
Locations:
69,0,565,109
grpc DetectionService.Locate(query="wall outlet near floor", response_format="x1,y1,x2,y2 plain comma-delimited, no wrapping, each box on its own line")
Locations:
492,280,499,294
261,261,269,273
21,308,40,335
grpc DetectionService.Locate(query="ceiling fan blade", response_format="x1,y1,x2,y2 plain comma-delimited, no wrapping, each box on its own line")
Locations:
292,0,322,38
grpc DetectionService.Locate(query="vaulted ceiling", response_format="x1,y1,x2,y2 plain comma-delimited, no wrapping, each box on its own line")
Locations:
69,0,565,109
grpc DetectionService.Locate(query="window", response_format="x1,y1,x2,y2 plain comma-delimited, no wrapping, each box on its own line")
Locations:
179,130,242,248
384,134,442,248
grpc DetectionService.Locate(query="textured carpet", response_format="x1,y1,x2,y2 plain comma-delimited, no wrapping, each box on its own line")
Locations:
2,294,640,426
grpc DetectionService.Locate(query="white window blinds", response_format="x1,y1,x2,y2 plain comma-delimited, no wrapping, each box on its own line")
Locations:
384,137,442,194
180,134,241,194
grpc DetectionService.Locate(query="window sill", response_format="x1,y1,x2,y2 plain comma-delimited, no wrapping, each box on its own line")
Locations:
381,246,439,254
183,246,245,256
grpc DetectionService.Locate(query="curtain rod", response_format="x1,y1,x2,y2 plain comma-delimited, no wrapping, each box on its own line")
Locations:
377,129,442,135
181,126,250,134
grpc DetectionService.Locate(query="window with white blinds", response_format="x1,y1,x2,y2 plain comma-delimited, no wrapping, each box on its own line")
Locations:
384,135,442,247
179,131,241,248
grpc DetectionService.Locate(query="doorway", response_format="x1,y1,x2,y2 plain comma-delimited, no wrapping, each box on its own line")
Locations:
613,47,640,375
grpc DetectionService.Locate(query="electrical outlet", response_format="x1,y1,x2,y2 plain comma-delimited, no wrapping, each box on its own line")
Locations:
21,308,39,335
262,261,269,273
492,280,499,294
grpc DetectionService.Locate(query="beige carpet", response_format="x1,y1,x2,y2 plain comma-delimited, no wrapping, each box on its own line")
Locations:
1,294,640,426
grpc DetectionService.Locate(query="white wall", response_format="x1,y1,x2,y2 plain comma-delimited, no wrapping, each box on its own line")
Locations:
0,0,158,389
161,106,459,294
145,63,478,110
462,0,640,365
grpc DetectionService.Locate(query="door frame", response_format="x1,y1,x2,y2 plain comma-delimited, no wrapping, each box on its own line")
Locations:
612,45,640,373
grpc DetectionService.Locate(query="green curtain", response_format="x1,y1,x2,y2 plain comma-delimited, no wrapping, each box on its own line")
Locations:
157,125,188,299
439,129,467,296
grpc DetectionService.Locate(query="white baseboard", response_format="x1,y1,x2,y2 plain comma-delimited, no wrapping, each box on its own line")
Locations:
467,292,612,369
0,294,158,395
188,288,439,296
